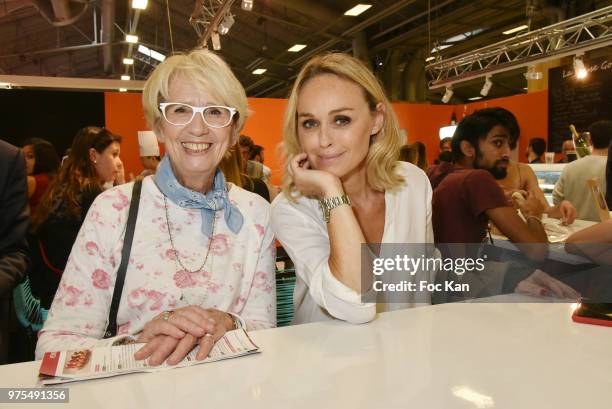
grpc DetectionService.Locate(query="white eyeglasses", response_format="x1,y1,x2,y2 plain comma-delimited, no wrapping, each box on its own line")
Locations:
159,103,237,128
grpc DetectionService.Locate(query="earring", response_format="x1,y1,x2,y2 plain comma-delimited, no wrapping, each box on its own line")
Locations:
93,160,97,164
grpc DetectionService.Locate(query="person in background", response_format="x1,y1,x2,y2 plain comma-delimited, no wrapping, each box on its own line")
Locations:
553,120,612,222
238,135,264,180
559,138,576,163
430,108,578,298
22,138,60,217
440,137,452,154
138,131,161,177
413,141,428,171
495,109,576,225
271,52,433,325
0,140,30,364
399,142,427,171
29,127,122,309
433,137,453,165
526,137,546,164
36,49,275,365
398,144,417,164
249,144,271,183
220,146,270,201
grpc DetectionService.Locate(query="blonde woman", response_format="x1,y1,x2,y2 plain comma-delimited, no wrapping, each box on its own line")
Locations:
37,49,276,364
271,53,433,324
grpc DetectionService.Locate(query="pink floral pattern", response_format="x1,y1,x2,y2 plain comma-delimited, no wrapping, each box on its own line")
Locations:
173,270,198,288
56,284,83,307
210,234,230,256
36,178,276,357
112,190,130,211
91,269,110,289
85,241,99,255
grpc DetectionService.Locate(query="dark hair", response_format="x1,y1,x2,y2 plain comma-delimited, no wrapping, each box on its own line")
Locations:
588,120,612,149
33,126,121,228
399,143,427,170
529,137,546,157
438,150,453,163
452,107,517,161
439,137,452,150
399,145,416,163
239,135,254,148
249,145,264,160
413,141,427,170
23,138,60,175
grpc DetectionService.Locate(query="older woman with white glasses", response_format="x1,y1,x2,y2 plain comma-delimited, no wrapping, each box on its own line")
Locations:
36,49,276,365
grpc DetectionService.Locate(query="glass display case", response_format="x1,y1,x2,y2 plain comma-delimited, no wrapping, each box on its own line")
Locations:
528,163,566,206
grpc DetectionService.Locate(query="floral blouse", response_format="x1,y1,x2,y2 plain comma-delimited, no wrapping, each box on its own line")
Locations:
36,177,276,358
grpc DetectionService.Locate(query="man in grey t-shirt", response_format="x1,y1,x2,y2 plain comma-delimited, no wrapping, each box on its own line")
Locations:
553,120,612,222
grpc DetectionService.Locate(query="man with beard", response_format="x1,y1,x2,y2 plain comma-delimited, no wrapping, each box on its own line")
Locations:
428,108,580,302
431,108,548,256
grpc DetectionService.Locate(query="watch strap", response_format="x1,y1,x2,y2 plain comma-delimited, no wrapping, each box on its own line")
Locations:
319,195,351,223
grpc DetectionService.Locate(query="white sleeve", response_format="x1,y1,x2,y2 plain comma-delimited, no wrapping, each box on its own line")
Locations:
552,168,566,205
238,210,277,331
271,198,375,324
35,190,129,358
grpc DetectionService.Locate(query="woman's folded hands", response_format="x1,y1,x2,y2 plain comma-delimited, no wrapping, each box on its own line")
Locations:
134,305,235,366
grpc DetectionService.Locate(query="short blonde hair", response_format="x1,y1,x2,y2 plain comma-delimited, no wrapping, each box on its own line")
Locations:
281,53,404,198
142,49,249,137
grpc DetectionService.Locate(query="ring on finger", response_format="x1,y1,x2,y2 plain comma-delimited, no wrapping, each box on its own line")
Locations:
161,310,174,322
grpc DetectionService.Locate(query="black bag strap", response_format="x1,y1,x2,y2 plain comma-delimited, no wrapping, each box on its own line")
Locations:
103,179,143,338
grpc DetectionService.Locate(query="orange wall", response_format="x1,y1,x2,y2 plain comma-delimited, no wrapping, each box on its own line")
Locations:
105,90,549,184
242,98,287,186
104,92,149,180
461,90,549,163
392,102,456,164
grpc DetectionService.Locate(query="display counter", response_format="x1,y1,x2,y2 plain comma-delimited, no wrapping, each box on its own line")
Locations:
528,163,566,206
1,295,610,409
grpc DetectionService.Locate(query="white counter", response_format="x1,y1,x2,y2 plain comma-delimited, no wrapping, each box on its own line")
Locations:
1,297,611,408
491,219,596,264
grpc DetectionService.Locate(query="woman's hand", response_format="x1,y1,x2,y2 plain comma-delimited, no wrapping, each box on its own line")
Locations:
515,269,580,299
503,188,527,208
289,153,342,198
134,307,235,366
517,191,545,219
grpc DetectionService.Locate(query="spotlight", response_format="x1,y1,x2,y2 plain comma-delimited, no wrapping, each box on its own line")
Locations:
121,75,130,81
131,0,148,10
574,55,588,79
123,58,134,65
211,32,221,50
219,14,235,35
480,75,493,96
441,86,453,104
241,0,254,11
125,34,138,43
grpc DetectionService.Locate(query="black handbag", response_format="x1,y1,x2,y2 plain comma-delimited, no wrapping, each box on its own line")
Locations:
103,179,143,338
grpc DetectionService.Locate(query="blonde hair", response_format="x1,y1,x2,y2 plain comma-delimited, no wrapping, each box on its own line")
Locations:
219,146,243,187
281,53,404,198
142,49,249,138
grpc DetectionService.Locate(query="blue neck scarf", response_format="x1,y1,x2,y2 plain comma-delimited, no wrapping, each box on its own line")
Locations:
154,155,244,238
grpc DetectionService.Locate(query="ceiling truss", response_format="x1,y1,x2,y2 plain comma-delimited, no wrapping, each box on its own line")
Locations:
425,5,612,89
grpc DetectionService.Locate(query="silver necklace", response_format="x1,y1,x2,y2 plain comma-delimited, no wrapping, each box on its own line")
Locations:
163,195,216,274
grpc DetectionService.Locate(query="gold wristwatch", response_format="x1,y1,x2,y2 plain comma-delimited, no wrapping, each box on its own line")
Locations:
319,195,351,223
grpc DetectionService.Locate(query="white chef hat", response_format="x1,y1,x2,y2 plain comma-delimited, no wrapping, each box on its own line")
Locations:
138,131,160,157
